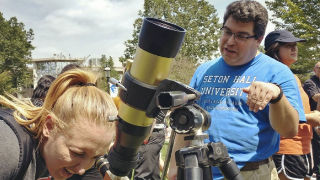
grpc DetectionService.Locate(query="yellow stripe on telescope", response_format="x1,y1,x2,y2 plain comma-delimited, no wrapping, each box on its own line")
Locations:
130,47,173,86
118,101,154,126
119,47,173,126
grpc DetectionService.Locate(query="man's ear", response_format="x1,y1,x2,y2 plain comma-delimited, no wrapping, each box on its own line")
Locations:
256,35,264,45
43,115,55,137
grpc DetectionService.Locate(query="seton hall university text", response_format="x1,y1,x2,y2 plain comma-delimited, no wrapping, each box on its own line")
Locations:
200,75,257,97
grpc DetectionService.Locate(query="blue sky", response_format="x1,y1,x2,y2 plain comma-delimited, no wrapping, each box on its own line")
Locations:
0,0,274,66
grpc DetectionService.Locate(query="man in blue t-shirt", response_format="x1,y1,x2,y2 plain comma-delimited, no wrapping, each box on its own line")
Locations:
168,1,305,180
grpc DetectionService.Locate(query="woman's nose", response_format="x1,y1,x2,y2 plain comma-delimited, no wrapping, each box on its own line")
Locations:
75,168,86,175
71,159,95,175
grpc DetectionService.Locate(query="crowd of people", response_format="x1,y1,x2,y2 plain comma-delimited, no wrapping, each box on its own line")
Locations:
0,0,319,180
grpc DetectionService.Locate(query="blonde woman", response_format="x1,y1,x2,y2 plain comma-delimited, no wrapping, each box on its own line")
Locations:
0,69,117,180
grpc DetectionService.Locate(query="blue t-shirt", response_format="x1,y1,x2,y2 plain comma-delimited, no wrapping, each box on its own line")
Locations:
189,53,306,179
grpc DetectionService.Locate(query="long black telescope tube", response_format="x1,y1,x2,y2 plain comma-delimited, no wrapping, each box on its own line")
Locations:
106,18,186,176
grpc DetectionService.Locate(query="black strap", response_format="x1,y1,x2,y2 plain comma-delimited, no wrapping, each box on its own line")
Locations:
269,83,283,104
0,108,34,180
119,72,157,111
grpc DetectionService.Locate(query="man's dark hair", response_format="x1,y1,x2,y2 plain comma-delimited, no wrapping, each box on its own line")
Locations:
60,63,80,74
31,75,55,107
223,0,268,38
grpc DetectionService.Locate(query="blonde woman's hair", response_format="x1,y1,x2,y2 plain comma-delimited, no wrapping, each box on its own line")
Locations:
0,69,117,141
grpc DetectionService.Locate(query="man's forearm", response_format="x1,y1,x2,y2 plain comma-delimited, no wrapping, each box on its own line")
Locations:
305,111,320,127
312,93,320,103
269,95,299,138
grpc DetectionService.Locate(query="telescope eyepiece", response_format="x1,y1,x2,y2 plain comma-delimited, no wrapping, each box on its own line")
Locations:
95,155,109,177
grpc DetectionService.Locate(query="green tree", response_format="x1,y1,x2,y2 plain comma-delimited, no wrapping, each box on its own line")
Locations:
98,55,120,92
168,55,198,84
120,0,221,64
266,0,320,77
0,12,34,95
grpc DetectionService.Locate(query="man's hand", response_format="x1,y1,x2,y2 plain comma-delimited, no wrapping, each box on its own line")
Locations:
306,111,320,127
243,82,281,112
243,82,298,137
312,93,320,106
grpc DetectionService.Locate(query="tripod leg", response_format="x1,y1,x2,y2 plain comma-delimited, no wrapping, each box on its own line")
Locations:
219,159,243,180
183,154,203,180
161,131,176,180
202,167,212,180
177,161,211,180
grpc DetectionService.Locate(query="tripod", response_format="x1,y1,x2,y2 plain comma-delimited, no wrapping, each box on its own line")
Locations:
161,104,243,180
176,131,212,180
162,130,243,180
177,132,243,180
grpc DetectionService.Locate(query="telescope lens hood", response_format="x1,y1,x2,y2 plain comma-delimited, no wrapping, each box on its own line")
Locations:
139,18,186,58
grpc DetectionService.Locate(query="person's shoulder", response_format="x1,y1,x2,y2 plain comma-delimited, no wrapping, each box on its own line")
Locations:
196,57,221,71
304,78,313,84
259,53,292,75
259,53,286,67
0,108,35,179
0,119,20,178
190,58,221,87
304,76,317,84
192,58,220,79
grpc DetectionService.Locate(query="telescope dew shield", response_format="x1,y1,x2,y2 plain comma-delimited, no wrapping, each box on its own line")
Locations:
107,18,186,176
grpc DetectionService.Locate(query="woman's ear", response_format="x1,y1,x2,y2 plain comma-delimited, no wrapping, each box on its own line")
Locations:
43,115,55,137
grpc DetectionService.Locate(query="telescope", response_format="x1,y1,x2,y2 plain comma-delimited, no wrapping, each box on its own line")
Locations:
99,17,186,177
95,17,243,180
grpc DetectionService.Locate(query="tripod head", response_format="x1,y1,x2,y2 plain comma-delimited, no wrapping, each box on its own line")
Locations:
158,88,243,180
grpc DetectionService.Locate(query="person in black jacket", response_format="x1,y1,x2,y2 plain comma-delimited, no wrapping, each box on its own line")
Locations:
303,62,320,179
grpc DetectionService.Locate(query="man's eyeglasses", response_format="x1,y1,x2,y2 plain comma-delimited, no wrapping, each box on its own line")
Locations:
220,27,257,41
